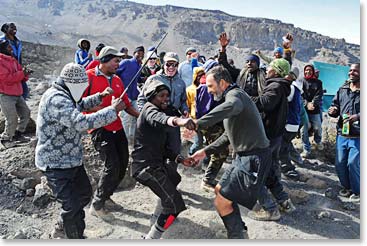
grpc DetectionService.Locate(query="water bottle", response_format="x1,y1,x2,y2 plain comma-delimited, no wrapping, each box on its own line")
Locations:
342,114,350,135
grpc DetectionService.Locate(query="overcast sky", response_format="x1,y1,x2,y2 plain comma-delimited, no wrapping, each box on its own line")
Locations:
131,0,360,45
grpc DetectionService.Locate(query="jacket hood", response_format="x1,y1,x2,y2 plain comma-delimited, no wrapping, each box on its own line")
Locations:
265,77,291,94
292,79,303,93
77,39,91,50
192,67,205,85
144,79,171,101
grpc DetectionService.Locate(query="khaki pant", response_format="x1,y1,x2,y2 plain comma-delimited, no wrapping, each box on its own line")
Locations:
0,94,30,140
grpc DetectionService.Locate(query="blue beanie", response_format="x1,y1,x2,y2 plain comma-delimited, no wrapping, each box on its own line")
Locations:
203,59,219,73
274,47,284,54
245,54,260,67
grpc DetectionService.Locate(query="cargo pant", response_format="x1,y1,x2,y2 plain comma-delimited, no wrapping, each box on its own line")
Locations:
201,124,229,184
0,94,30,140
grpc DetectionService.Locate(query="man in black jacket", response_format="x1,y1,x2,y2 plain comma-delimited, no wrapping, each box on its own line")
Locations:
248,58,296,221
328,63,360,201
217,32,266,97
132,80,195,239
300,64,324,157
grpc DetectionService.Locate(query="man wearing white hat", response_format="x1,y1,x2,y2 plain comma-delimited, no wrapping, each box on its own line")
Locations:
35,62,126,239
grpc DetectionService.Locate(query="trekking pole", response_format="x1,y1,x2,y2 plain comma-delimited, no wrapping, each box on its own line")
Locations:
119,32,168,99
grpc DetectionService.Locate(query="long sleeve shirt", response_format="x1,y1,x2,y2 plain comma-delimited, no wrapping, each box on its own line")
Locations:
197,86,269,156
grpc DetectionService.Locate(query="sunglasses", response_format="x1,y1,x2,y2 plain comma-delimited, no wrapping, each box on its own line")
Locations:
148,58,157,61
165,63,178,68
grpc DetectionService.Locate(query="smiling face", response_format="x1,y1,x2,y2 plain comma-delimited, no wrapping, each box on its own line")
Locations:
304,66,314,78
348,64,360,83
164,62,178,77
151,89,170,110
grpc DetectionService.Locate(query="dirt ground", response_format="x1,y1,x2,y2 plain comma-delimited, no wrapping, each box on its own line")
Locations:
0,79,360,240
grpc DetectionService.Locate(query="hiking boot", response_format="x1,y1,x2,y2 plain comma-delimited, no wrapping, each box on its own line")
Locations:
289,151,303,165
247,208,281,221
0,139,16,149
338,188,352,197
201,180,216,192
13,130,31,143
105,198,122,211
301,150,311,158
349,194,360,203
279,199,296,213
89,205,115,222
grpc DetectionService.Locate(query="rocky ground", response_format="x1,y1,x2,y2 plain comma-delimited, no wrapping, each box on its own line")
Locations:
0,79,360,240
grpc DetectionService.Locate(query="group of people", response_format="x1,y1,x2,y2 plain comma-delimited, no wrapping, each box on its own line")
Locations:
0,22,360,240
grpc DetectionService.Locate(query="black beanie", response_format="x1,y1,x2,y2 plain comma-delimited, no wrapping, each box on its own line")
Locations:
1,23,10,34
134,46,145,54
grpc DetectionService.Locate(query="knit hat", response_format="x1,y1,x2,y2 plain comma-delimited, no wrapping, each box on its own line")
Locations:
203,59,219,73
134,46,145,54
185,47,196,55
289,67,299,80
274,47,284,54
59,63,89,102
245,54,260,67
269,58,290,77
144,80,171,101
1,23,10,33
95,43,105,53
163,52,179,63
120,47,128,55
98,46,124,63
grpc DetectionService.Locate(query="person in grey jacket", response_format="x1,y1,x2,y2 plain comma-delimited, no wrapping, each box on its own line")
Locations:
35,63,126,239
189,66,272,239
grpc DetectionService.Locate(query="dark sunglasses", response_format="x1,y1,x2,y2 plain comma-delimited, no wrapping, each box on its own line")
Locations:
148,57,157,60
165,63,178,68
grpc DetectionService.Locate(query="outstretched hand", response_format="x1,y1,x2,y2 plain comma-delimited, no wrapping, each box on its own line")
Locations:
219,32,230,49
175,118,197,130
190,149,206,163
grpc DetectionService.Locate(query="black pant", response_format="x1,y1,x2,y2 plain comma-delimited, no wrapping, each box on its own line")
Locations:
45,166,92,239
91,128,129,210
134,165,186,215
165,127,181,170
279,131,297,171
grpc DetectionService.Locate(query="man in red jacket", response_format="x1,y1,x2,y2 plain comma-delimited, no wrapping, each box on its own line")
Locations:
0,39,31,149
82,46,140,222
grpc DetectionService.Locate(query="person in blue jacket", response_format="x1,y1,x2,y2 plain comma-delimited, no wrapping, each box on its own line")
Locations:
74,38,93,69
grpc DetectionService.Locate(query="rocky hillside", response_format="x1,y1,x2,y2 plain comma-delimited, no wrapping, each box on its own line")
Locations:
0,0,360,69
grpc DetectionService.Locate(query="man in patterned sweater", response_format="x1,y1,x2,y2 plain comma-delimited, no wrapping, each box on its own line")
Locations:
35,63,126,239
